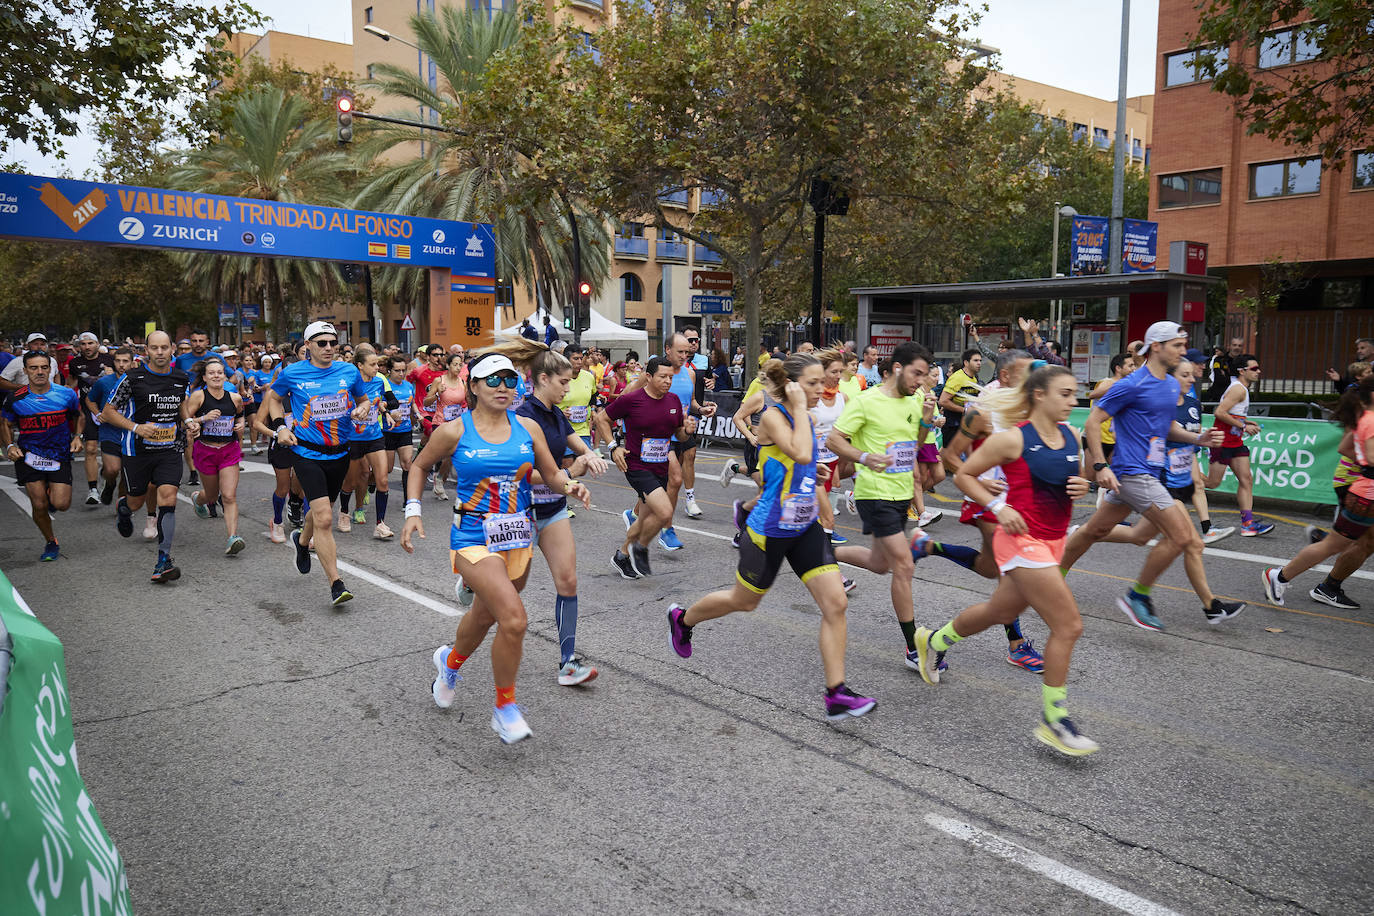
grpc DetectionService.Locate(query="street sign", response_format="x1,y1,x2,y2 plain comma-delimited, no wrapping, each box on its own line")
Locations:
690,270,734,291
400,313,416,331
960,312,973,329
690,295,734,315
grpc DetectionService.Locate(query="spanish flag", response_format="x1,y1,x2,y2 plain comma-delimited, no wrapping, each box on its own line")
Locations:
367,241,387,257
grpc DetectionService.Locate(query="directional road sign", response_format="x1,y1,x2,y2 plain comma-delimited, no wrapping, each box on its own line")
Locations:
690,295,734,315
690,270,734,291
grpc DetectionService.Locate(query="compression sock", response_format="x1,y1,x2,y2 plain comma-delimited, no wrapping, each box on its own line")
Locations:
156,505,176,555
339,492,351,514
554,594,579,665
931,542,979,571
446,648,469,671
1201,519,1212,534
495,685,516,708
1042,684,1069,724
375,491,388,523
88,478,97,490
1131,582,1152,597
1241,510,1254,526
930,621,965,652
900,619,918,652
271,493,285,525
1004,618,1025,642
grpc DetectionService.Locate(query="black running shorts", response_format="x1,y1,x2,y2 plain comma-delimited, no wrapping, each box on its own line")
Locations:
294,455,349,504
121,449,183,496
736,521,837,594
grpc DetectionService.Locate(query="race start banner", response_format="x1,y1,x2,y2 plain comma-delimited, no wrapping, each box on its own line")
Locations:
0,571,133,915
1067,408,1343,505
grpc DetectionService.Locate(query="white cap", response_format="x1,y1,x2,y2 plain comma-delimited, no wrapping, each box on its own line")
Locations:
468,353,516,379
1137,321,1187,355
77,331,98,343
24,332,46,345
223,349,238,358
304,320,337,341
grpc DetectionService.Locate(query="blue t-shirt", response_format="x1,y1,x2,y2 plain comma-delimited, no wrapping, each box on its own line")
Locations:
1096,365,1181,477
351,374,387,441
1163,390,1203,489
388,379,415,432
88,372,126,444
269,360,369,460
2,384,80,461
172,351,224,375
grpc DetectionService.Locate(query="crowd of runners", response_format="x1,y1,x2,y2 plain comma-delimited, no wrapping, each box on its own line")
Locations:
3,319,1366,752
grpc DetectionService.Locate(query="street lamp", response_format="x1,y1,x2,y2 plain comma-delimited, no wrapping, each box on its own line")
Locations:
361,23,426,151
1049,202,1078,342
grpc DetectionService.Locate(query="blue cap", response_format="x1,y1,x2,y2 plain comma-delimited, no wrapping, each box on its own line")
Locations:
1185,348,1205,363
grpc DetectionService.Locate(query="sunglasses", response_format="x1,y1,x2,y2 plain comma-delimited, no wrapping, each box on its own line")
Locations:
685,338,699,344
312,338,339,347
482,373,520,389
1245,365,1261,372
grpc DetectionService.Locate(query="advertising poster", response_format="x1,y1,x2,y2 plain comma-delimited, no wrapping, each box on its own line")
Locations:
870,323,913,359
1070,215,1109,276
1122,219,1158,273
1070,323,1121,385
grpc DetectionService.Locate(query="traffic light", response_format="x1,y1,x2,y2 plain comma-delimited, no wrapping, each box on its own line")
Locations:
336,93,354,144
576,280,592,332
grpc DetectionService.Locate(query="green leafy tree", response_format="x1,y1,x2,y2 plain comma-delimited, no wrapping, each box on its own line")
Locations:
1189,1,1374,164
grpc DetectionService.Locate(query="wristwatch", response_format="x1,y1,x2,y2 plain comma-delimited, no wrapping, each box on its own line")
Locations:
1093,462,1109,472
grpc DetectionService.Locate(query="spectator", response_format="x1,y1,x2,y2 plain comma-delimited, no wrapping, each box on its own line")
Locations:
520,318,539,341
710,347,733,391
0,333,62,391
1204,337,1245,401
1327,338,1374,393
1016,317,1066,367
543,314,559,345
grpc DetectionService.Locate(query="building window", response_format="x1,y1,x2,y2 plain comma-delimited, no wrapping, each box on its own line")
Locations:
1259,26,1322,69
619,222,643,238
366,64,375,79
1071,122,1087,141
656,279,663,303
1157,168,1222,208
1353,151,1374,189
1051,116,1066,131
1163,46,1228,86
621,273,644,302
1093,126,1109,150
364,6,373,24
577,31,601,64
1250,158,1321,199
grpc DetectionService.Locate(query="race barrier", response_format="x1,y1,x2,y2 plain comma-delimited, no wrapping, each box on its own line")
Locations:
0,570,133,915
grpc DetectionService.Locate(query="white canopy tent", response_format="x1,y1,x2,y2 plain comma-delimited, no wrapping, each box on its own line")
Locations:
580,307,648,347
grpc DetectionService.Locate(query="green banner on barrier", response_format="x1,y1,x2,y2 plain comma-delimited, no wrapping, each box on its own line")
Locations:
1067,408,1341,506
0,571,133,915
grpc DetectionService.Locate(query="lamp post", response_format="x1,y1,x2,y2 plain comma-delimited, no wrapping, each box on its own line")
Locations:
1050,202,1078,343
361,24,427,154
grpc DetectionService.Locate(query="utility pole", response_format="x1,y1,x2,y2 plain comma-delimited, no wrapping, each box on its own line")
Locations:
1109,0,1130,275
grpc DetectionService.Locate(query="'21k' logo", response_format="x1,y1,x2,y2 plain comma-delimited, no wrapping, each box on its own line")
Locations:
38,182,108,233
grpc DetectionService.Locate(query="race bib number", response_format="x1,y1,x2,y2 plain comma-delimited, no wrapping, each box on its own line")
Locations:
202,415,235,438
567,405,589,424
143,422,177,444
1167,447,1193,475
816,434,836,464
24,452,59,472
1146,436,1166,467
779,494,818,530
885,440,917,473
308,393,350,422
483,512,533,551
442,403,464,421
641,437,670,464
531,483,562,504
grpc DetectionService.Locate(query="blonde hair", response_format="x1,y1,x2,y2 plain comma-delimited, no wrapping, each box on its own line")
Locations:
1348,361,1371,380
815,346,847,370
978,365,1076,430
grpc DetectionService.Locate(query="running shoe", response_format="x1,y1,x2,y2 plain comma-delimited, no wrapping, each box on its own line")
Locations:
1310,582,1360,610
567,509,576,519
731,531,740,549
250,445,262,455
1241,519,1275,537
908,626,940,685
1204,598,1245,625
1006,639,1045,673
1201,526,1236,545
842,577,857,593
337,512,351,533
685,496,703,519
1145,537,1160,548
454,576,477,607
287,499,304,530
373,522,395,540
491,704,532,744
843,489,857,516
917,507,943,527
85,487,99,507
116,498,133,538
352,508,366,525
362,487,372,505
612,550,640,580
225,535,246,556
150,555,180,584
188,471,200,487
291,529,311,575
667,603,693,658
330,579,353,606
824,685,877,722
1034,716,1100,756
658,527,684,551
431,645,460,708
718,461,740,487
907,506,920,521
143,516,158,540
1303,524,1326,545
1261,567,1286,605
909,531,932,562
623,508,636,530
631,544,653,576
829,531,849,545
558,656,598,687
266,522,286,544
432,478,448,500
100,478,117,505
1117,591,1163,630
40,541,59,562
733,499,748,532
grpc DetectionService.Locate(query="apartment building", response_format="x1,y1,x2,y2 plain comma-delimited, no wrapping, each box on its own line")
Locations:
983,70,1152,169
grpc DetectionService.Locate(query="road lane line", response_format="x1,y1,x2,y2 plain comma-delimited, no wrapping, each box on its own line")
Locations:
923,814,1183,916
1200,545,1374,581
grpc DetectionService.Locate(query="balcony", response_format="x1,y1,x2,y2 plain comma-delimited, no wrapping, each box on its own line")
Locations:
698,187,726,208
1132,141,1144,160
694,244,723,264
657,240,688,261
658,188,689,208
570,0,604,11
615,236,649,258
1093,132,1110,150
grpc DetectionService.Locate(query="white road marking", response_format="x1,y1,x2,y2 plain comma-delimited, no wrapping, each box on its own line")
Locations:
1200,545,1374,581
924,814,1183,916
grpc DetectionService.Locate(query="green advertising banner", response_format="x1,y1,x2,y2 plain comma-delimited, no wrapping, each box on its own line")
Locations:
1067,408,1342,506
0,571,133,915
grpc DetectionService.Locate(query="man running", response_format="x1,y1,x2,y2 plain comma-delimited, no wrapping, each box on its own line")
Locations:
937,348,983,447
1059,322,1243,629
85,346,134,506
1,350,83,560
100,330,190,584
65,332,114,506
1204,353,1274,536
263,321,373,606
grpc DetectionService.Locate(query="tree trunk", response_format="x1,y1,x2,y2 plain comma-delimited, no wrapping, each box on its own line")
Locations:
743,225,765,378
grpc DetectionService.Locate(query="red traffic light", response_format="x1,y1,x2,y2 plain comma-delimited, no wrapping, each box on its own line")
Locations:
578,281,592,296
336,95,353,114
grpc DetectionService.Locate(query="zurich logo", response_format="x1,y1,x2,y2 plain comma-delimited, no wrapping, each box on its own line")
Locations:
433,229,446,244
465,233,484,257
118,217,145,241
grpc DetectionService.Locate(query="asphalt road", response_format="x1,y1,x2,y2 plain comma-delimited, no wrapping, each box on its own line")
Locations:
2,447,1370,915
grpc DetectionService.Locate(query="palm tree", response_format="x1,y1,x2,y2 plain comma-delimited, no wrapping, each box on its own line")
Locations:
166,85,359,334
354,6,609,316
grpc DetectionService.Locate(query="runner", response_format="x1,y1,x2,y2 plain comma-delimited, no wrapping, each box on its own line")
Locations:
667,353,875,721
407,344,446,496
1059,322,1244,629
0,350,82,560
172,330,219,488
100,330,191,584
402,350,590,743
1204,353,1274,536
423,352,468,500
263,321,374,606
341,347,394,539
1263,377,1374,607
241,353,266,454
909,369,946,527
557,344,598,449
383,355,417,524
913,365,1099,756
183,359,247,555
593,357,698,578
510,339,610,685
810,348,850,547
825,341,932,666
65,332,113,506
837,350,867,402
85,347,134,506
937,348,983,447
251,361,300,544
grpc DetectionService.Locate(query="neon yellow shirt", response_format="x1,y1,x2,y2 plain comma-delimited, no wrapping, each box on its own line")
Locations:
558,369,597,435
833,385,921,501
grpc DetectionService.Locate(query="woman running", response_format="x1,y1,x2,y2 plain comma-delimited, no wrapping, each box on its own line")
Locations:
184,359,247,556
402,350,590,744
1263,377,1374,606
811,348,849,546
909,369,946,526
383,355,417,512
341,347,393,539
913,365,1099,756
511,340,610,685
424,353,468,500
667,353,876,723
